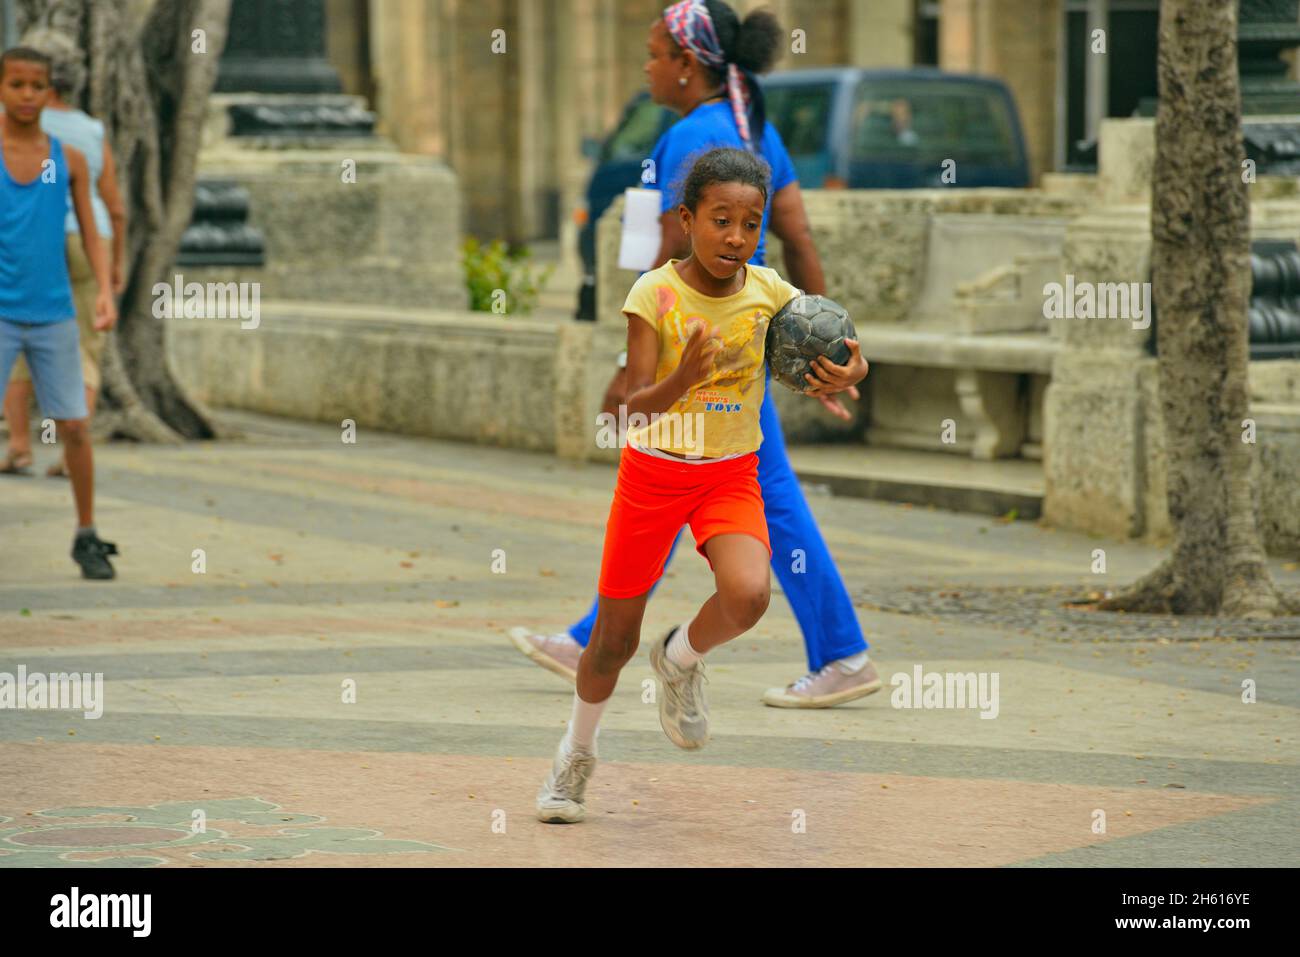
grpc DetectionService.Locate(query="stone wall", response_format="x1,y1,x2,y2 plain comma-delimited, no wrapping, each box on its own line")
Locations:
1044,118,1300,555
186,96,467,310
168,302,858,459
170,305,556,450
598,189,1085,331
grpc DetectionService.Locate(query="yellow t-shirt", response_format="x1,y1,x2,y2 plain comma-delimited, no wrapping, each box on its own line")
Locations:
622,259,801,459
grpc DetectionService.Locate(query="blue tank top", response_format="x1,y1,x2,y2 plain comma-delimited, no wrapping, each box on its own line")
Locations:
0,133,76,324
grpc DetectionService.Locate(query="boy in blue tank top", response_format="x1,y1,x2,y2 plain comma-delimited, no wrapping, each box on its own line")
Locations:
0,47,120,579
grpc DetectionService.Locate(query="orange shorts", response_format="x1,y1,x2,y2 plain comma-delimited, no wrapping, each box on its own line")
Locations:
597,444,771,599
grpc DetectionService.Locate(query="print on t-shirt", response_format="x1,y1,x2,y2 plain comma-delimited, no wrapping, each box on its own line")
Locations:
622,260,801,459
654,281,768,403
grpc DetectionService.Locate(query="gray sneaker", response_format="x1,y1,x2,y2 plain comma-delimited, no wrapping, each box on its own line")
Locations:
536,739,597,824
762,657,883,709
648,629,710,750
508,626,581,683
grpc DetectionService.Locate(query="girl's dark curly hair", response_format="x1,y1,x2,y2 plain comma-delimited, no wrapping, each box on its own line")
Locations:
676,146,772,213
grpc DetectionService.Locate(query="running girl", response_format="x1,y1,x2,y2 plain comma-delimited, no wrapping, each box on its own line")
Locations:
537,147,801,823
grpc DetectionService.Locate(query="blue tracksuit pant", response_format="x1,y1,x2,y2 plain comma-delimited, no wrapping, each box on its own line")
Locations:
567,375,868,671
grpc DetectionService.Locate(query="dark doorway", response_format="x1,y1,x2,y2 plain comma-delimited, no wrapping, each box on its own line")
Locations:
1064,1,1159,169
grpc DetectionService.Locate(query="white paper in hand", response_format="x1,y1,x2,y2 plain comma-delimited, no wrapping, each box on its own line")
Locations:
618,188,662,272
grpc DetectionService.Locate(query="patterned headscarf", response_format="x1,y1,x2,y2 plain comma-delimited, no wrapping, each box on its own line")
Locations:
663,0,762,151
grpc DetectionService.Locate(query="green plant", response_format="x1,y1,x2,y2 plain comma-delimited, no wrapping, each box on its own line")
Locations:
461,238,554,315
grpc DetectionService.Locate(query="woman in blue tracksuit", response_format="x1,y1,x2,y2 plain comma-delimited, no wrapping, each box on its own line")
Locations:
511,0,880,708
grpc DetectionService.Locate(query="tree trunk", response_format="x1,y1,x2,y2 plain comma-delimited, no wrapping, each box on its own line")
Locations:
1100,0,1295,617
18,0,232,441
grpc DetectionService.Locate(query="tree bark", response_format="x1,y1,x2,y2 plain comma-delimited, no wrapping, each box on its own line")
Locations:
1099,0,1296,617
18,0,232,441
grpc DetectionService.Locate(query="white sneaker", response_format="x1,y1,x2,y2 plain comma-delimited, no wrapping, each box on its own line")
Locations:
762,658,883,709
648,629,710,750
536,738,598,824
508,626,581,683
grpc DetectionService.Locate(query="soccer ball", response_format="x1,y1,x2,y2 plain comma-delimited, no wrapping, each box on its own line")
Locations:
765,295,857,394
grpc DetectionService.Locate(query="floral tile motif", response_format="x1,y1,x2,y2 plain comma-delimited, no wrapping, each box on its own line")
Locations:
0,798,454,867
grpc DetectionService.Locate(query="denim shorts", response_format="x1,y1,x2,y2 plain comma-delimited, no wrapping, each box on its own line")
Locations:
0,317,89,420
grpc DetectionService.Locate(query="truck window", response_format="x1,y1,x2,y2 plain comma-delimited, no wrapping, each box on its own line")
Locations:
851,79,1019,168
765,83,834,155
764,82,835,186
603,97,668,162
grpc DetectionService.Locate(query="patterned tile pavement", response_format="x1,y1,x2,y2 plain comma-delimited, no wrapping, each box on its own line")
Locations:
1,412,1296,867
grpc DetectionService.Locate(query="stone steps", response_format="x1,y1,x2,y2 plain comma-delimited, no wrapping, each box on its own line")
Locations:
787,444,1044,520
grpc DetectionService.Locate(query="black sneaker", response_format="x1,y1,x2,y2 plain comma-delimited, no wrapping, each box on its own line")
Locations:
72,533,118,580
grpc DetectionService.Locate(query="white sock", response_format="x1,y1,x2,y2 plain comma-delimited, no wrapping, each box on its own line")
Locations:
562,692,607,753
835,650,870,673
666,621,704,669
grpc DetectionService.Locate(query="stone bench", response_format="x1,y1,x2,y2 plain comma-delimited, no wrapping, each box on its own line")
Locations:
854,325,1060,460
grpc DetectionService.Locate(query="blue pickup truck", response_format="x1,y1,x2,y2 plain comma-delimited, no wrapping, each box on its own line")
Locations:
575,67,1030,319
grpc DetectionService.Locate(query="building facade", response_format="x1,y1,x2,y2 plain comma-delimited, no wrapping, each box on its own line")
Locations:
337,0,1295,245
3,0,1295,245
